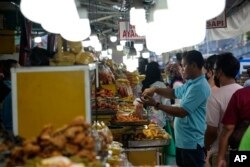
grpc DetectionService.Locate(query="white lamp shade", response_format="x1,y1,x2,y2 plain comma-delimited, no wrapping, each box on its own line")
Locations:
42,20,62,34
142,52,150,59
146,9,206,53
34,36,42,43
130,8,146,25
94,42,102,52
89,35,99,47
167,0,226,20
61,19,91,42
40,0,68,33
82,40,91,47
134,43,143,52
116,45,123,51
110,36,117,42
20,0,44,23
130,8,147,36
120,40,126,46
108,48,113,55
101,50,108,57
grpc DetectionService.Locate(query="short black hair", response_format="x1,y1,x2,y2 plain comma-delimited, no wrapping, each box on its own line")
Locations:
215,52,239,78
182,50,204,69
204,54,217,71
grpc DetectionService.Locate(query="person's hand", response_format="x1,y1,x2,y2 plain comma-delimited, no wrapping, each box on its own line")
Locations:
142,88,156,97
140,95,157,107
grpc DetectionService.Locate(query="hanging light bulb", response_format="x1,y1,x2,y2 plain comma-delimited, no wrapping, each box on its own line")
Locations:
142,52,150,59
108,48,113,55
130,7,147,36
89,35,99,46
34,36,42,43
146,9,206,53
134,43,143,52
40,0,71,33
120,40,126,46
130,8,146,25
101,50,108,57
61,19,91,42
167,0,226,21
110,36,117,42
94,42,102,52
82,40,91,47
116,45,123,51
20,0,44,23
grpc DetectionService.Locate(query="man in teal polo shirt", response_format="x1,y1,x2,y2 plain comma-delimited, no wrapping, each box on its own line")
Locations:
142,50,210,167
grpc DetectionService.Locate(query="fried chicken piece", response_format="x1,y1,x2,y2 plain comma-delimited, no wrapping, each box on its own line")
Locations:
73,133,86,144
65,143,79,155
39,125,54,140
51,134,67,148
65,126,84,139
23,143,40,155
77,149,96,161
69,116,85,126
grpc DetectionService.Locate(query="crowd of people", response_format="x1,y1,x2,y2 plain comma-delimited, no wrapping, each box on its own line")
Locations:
139,50,250,167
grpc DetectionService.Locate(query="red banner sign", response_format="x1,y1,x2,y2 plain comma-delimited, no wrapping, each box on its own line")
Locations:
206,11,227,29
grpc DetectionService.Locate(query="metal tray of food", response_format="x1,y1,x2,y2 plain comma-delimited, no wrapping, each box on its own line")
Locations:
128,139,170,148
110,120,149,126
92,109,116,115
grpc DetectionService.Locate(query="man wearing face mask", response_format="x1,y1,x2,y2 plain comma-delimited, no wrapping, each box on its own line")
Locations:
204,52,242,167
203,54,218,93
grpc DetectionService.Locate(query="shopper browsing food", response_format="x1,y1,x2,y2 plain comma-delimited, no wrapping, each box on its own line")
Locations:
204,52,242,167
217,86,250,167
141,50,210,167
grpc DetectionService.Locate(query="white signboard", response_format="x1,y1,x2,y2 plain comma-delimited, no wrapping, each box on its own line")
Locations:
119,20,145,40
206,11,227,29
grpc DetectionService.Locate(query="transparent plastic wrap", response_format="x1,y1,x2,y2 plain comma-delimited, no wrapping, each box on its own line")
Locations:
98,63,115,85
116,79,133,98
92,121,113,153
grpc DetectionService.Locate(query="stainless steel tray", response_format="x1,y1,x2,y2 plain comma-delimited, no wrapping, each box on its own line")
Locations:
128,139,170,148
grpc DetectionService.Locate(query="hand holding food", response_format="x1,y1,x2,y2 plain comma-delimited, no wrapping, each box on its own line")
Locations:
142,87,156,97
140,95,157,107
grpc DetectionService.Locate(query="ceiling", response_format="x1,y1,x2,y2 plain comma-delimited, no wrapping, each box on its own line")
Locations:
0,0,249,42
